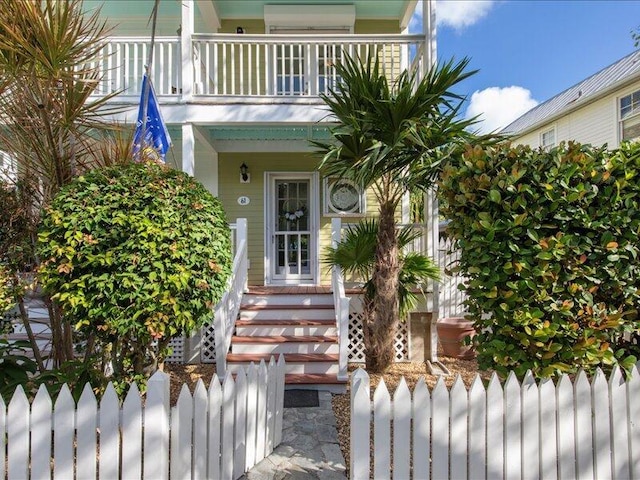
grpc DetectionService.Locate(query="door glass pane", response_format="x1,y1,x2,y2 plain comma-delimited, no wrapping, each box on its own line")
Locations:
277,235,285,274
274,179,311,278
300,234,310,274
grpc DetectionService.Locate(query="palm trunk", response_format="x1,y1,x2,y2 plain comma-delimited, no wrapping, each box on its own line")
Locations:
365,201,400,373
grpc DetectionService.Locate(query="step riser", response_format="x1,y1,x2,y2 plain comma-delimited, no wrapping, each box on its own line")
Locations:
235,326,337,336
227,362,338,375
240,310,335,321
242,294,334,307
232,343,339,355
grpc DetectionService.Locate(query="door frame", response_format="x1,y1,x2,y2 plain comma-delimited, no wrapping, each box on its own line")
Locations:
264,171,320,285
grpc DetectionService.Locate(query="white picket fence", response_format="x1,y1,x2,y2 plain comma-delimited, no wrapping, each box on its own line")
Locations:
0,356,285,480
350,364,640,480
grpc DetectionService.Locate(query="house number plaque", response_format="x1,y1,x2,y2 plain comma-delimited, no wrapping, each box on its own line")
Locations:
237,196,250,205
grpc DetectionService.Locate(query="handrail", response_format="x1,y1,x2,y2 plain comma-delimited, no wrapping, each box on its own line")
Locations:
192,33,425,44
331,218,349,381
214,219,248,380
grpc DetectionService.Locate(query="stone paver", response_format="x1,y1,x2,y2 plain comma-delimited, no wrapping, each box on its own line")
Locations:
243,391,347,480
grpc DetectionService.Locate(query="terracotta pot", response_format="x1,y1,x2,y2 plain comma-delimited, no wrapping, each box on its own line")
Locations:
436,317,476,359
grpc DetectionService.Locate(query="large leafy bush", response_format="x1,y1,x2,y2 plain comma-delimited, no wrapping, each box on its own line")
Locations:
439,142,640,379
38,162,232,383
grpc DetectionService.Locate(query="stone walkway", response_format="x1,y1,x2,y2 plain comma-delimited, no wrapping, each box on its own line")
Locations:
243,391,347,479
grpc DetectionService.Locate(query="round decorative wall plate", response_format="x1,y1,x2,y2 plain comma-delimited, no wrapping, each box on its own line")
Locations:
328,179,361,213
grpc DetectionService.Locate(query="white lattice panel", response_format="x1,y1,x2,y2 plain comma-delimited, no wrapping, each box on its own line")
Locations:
347,295,409,363
165,336,185,364
201,322,217,363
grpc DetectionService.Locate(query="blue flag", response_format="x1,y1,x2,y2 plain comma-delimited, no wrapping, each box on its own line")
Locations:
132,74,171,161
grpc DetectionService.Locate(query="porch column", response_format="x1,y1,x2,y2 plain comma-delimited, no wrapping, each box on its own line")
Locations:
182,123,195,176
423,0,437,71
193,126,219,196
181,0,194,100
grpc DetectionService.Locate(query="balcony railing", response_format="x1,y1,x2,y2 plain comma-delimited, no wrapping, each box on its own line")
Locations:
91,36,181,97
193,33,424,97
92,34,426,98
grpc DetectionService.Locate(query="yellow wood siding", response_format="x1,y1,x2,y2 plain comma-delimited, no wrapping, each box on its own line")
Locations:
354,19,401,34
217,152,320,285
213,152,389,286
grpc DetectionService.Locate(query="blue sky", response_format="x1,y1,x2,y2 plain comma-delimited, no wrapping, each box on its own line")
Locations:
411,0,640,133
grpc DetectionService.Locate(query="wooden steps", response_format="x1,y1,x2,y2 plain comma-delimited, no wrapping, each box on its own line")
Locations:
285,373,344,385
227,353,338,363
228,290,346,391
235,319,335,326
232,335,337,344
241,304,334,311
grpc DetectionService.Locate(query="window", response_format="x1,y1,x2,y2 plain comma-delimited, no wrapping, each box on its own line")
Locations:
620,89,640,142
541,128,555,150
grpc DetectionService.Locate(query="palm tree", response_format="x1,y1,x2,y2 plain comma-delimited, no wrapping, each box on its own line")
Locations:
325,219,440,319
314,53,488,373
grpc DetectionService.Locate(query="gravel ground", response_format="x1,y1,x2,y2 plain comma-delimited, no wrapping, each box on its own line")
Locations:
164,363,217,405
331,355,492,478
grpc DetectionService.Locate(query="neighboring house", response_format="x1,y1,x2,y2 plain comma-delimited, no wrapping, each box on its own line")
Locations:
86,0,437,287
0,151,17,184
503,49,640,150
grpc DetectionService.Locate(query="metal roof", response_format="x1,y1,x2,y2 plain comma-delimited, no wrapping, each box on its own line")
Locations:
502,49,640,136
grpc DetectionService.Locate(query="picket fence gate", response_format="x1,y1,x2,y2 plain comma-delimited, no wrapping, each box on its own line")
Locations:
350,364,640,480
0,356,285,480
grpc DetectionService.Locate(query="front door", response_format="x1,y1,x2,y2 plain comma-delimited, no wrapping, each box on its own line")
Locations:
266,173,318,284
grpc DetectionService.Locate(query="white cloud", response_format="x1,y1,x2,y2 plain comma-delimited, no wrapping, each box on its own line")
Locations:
465,86,539,134
409,1,496,32
437,1,495,30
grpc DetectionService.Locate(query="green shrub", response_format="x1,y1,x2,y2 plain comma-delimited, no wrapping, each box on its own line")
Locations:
38,161,232,383
0,339,38,398
0,266,13,319
439,142,640,379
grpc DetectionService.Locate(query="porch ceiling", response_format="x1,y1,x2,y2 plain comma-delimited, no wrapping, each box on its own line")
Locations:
210,125,333,152
207,125,332,141
166,125,332,143
213,1,417,20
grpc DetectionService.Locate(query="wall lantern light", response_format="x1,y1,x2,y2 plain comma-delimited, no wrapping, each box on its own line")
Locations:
236,26,245,34
240,163,250,183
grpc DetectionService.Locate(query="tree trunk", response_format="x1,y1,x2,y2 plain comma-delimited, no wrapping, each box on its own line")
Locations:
365,201,400,373
17,297,46,372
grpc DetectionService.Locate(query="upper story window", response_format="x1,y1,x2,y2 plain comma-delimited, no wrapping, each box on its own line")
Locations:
620,89,640,142
265,5,354,96
541,128,555,150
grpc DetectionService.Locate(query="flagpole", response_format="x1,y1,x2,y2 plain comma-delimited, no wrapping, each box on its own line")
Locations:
140,0,160,148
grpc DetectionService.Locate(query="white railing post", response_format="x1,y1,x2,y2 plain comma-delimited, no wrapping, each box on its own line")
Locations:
181,0,194,101
426,187,440,363
236,218,248,292
331,218,349,381
214,219,248,380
